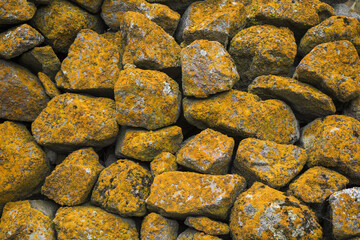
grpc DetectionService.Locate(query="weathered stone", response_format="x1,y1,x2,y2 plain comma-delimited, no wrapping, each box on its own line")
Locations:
229,25,296,88
248,75,336,122
102,0,180,35
32,0,103,53
115,126,183,162
177,228,222,240
184,216,230,236
181,39,239,98
57,29,120,96
32,93,119,152
0,60,50,122
91,159,152,217
141,212,179,240
146,171,246,220
329,187,360,239
146,0,198,12
0,24,44,59
230,182,323,240
115,68,181,130
333,3,360,20
176,128,234,175
37,72,61,98
41,148,104,206
344,97,360,121
183,90,300,144
0,122,50,207
54,205,139,240
0,0,36,24
294,40,360,102
70,0,103,13
150,152,178,176
101,30,126,60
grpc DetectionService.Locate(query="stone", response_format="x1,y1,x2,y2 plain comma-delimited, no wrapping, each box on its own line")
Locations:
150,152,178,176
115,68,181,130
146,171,246,220
32,0,103,53
294,40,360,102
183,90,300,144
57,29,120,96
344,97,360,121
230,182,323,240
101,30,126,60
0,200,57,240
70,0,103,13
32,93,119,152
181,39,239,98
41,148,104,206
301,115,360,182
299,15,360,56
91,159,152,217
0,24,44,59
248,75,336,122
115,126,183,162
329,187,360,239
178,0,246,46
54,205,139,239
37,72,61,98
101,0,180,35
0,121,50,207
146,0,198,12
333,3,360,21
177,228,223,240
0,60,50,122
229,25,296,89
176,128,234,175
141,212,179,240
0,0,36,24
184,216,230,236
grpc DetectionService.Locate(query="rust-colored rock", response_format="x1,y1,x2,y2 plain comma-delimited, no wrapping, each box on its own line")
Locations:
177,228,222,240
0,0,36,24
70,0,103,13
184,216,230,236
141,212,179,240
37,72,61,99
150,152,178,176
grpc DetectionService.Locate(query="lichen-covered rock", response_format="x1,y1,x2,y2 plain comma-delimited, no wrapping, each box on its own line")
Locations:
178,0,246,46
0,200,57,240
146,171,246,220
183,90,300,144
115,126,183,162
176,128,234,175
229,25,296,88
230,182,323,240
54,205,139,240
0,121,50,206
141,212,179,240
101,30,126,60
41,148,104,206
299,16,360,56
248,75,336,122
150,152,178,176
119,11,181,72
32,93,119,152
329,187,360,239
184,216,230,236
0,0,36,24
294,40,360,102
177,228,222,240
57,29,120,96
344,97,360,121
115,68,181,130
37,72,61,98
301,115,360,182
71,0,103,13
102,0,180,35
181,39,239,98
91,159,152,217
146,0,198,12
32,0,103,53
0,60,50,122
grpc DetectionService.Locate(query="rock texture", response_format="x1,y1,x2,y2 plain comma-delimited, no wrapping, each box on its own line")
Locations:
0,0,37,24
37,72,61,99
184,216,230,236
141,212,179,240
150,152,178,176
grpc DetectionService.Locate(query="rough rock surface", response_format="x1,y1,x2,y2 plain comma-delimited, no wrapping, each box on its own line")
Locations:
150,152,178,176
344,97,360,121
141,212,179,240
177,228,222,240
0,0,36,24
184,216,230,236
37,72,61,99
71,0,103,13
146,0,198,12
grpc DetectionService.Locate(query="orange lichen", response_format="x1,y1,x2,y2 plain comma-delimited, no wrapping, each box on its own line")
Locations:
140,212,178,240
38,72,61,98
185,216,230,235
0,0,36,24
150,152,178,176
71,0,103,13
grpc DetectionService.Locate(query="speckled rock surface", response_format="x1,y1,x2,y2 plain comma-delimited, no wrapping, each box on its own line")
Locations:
344,97,360,122
183,90,300,144
184,216,230,236
146,171,246,220
37,72,61,99
146,0,198,12
71,0,103,13
91,159,152,217
294,40,360,102
230,182,323,240
181,39,239,98
141,212,179,240
54,205,139,240
150,152,178,176
0,0,36,24
177,228,222,240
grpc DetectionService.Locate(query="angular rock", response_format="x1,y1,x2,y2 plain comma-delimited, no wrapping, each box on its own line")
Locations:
70,0,103,13
38,72,61,98
146,0,198,12
32,93,119,152
101,30,126,59
102,0,180,35
91,159,152,217
177,228,222,240
183,90,300,144
41,148,104,206
0,60,50,122
344,97,360,121
176,128,234,175
146,171,246,220
115,68,181,130
184,216,230,236
230,182,323,240
294,40,360,102
141,212,179,240
229,25,296,88
181,39,239,98
150,152,178,176
0,24,44,59
0,0,36,24
248,75,336,122
54,205,139,240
